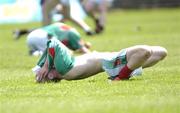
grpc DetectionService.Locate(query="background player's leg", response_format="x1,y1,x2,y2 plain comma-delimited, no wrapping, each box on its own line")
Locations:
42,0,59,26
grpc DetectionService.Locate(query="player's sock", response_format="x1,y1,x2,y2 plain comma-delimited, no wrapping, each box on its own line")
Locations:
114,65,133,80
19,29,29,35
95,19,104,34
95,25,104,34
83,26,95,36
13,29,32,40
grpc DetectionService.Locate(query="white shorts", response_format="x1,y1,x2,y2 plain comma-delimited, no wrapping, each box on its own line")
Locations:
102,49,142,77
102,49,127,77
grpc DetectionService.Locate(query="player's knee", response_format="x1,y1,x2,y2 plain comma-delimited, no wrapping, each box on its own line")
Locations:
138,45,152,59
160,47,168,60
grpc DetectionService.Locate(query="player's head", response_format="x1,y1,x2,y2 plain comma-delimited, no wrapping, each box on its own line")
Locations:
33,66,61,83
46,69,62,82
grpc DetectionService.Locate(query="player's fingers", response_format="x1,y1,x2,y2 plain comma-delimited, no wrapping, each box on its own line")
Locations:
40,72,48,82
37,70,48,82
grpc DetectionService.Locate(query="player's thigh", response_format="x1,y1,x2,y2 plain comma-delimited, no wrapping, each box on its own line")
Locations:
64,53,103,79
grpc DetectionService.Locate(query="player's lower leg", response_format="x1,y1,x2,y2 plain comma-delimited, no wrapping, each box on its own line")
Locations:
114,45,152,80
142,46,167,68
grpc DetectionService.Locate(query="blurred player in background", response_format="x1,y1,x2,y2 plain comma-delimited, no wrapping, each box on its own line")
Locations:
42,0,94,35
32,37,167,83
81,0,113,34
27,22,91,56
13,0,94,39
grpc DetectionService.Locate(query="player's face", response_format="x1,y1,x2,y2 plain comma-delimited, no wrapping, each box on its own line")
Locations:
47,69,62,82
36,69,61,83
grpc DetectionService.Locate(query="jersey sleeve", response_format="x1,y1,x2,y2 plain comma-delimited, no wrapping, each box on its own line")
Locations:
36,40,55,71
67,31,82,50
37,49,47,67
47,40,55,71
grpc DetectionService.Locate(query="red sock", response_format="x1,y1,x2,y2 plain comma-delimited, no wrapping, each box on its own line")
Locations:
114,65,133,80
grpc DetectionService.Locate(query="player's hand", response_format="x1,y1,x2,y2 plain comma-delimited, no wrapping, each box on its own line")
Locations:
36,67,49,83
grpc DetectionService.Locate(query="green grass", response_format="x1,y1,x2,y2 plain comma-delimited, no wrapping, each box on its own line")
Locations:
0,8,180,113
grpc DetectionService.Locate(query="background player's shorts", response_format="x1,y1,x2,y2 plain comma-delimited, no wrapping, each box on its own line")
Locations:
27,29,48,53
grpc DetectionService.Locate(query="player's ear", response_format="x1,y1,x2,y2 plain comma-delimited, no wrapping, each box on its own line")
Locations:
47,69,62,83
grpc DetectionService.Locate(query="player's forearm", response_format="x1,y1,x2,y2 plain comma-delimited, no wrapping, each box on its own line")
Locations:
43,58,49,69
79,47,91,53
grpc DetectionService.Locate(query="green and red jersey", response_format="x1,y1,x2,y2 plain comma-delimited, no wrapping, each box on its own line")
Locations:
42,23,82,50
37,38,75,75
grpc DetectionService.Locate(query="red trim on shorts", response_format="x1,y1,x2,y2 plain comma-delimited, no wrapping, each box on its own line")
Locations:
114,58,121,67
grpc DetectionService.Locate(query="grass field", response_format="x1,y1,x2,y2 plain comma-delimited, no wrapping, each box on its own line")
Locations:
0,8,180,113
